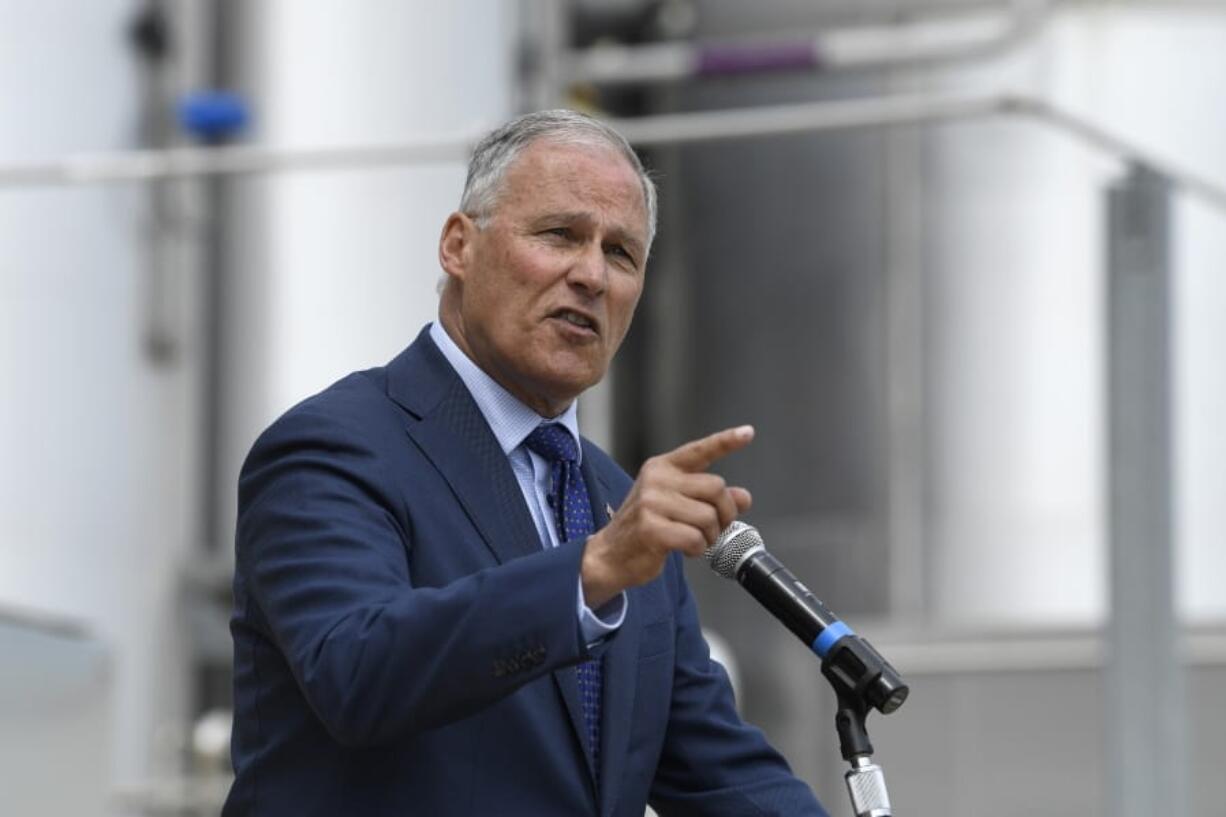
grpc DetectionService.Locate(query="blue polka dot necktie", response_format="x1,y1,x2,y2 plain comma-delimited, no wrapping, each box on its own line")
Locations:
524,422,603,784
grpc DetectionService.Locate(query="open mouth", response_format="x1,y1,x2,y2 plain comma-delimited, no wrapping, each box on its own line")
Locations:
550,308,599,336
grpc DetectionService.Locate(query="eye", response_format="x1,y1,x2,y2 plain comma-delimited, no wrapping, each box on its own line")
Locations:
605,243,636,265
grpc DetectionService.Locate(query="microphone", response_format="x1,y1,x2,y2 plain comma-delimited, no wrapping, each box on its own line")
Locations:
706,521,908,716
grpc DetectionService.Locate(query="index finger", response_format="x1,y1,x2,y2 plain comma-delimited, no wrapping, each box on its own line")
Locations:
665,425,755,472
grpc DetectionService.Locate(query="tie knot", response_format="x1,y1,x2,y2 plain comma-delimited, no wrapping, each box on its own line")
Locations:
524,423,579,464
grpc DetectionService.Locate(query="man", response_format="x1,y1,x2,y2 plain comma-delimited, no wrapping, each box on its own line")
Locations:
225,110,828,816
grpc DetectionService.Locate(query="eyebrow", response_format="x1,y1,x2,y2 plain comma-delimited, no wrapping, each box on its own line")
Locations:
532,211,647,260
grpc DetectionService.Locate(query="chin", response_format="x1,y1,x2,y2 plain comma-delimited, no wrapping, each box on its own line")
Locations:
553,373,602,399
536,366,604,405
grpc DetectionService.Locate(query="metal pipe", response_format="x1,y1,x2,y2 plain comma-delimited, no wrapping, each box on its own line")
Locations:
517,0,568,112
1016,95,1226,212
2,90,1225,215
606,91,1005,145
0,133,477,187
645,0,1026,32
566,1,1047,85
1104,163,1187,817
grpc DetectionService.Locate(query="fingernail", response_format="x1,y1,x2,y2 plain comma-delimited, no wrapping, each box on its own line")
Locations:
735,424,754,440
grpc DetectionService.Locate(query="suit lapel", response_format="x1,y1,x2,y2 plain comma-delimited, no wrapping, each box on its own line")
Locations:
392,331,542,567
580,452,641,817
388,330,602,800
410,400,599,794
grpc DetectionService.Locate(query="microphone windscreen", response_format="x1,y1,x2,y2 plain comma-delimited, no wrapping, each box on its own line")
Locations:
706,521,764,579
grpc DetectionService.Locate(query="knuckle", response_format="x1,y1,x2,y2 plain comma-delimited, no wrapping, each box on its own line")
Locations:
641,458,670,483
698,475,726,499
640,487,662,509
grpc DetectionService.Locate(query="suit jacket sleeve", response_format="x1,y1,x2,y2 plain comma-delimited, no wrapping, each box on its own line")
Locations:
235,403,590,748
648,553,829,816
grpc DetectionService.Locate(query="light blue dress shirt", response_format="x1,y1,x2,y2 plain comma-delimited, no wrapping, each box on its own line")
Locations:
429,321,627,643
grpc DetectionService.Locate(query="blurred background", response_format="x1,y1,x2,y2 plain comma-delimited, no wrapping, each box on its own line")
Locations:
2,1,1225,815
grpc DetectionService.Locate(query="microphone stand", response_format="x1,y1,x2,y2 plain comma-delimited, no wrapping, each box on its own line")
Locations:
703,523,906,814
820,639,903,817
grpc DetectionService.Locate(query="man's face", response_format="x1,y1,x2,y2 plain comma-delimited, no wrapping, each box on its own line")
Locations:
441,139,649,417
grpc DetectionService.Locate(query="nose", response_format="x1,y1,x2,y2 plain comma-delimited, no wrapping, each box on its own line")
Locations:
566,240,607,296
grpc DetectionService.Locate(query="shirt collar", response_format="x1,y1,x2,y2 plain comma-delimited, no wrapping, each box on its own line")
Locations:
429,321,581,461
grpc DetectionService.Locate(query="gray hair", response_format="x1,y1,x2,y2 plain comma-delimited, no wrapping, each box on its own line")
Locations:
459,109,658,251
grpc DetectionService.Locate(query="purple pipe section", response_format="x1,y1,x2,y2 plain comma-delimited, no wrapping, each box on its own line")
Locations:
696,42,821,77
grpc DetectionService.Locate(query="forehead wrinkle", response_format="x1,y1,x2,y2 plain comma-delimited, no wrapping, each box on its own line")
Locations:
506,143,645,208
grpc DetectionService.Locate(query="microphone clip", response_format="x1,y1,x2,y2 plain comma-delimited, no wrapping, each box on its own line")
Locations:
820,638,905,816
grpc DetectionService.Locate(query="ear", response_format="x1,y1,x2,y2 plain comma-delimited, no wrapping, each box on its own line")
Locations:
438,211,478,283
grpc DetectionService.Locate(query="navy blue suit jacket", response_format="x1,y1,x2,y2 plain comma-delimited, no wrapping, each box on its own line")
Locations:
224,328,826,816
